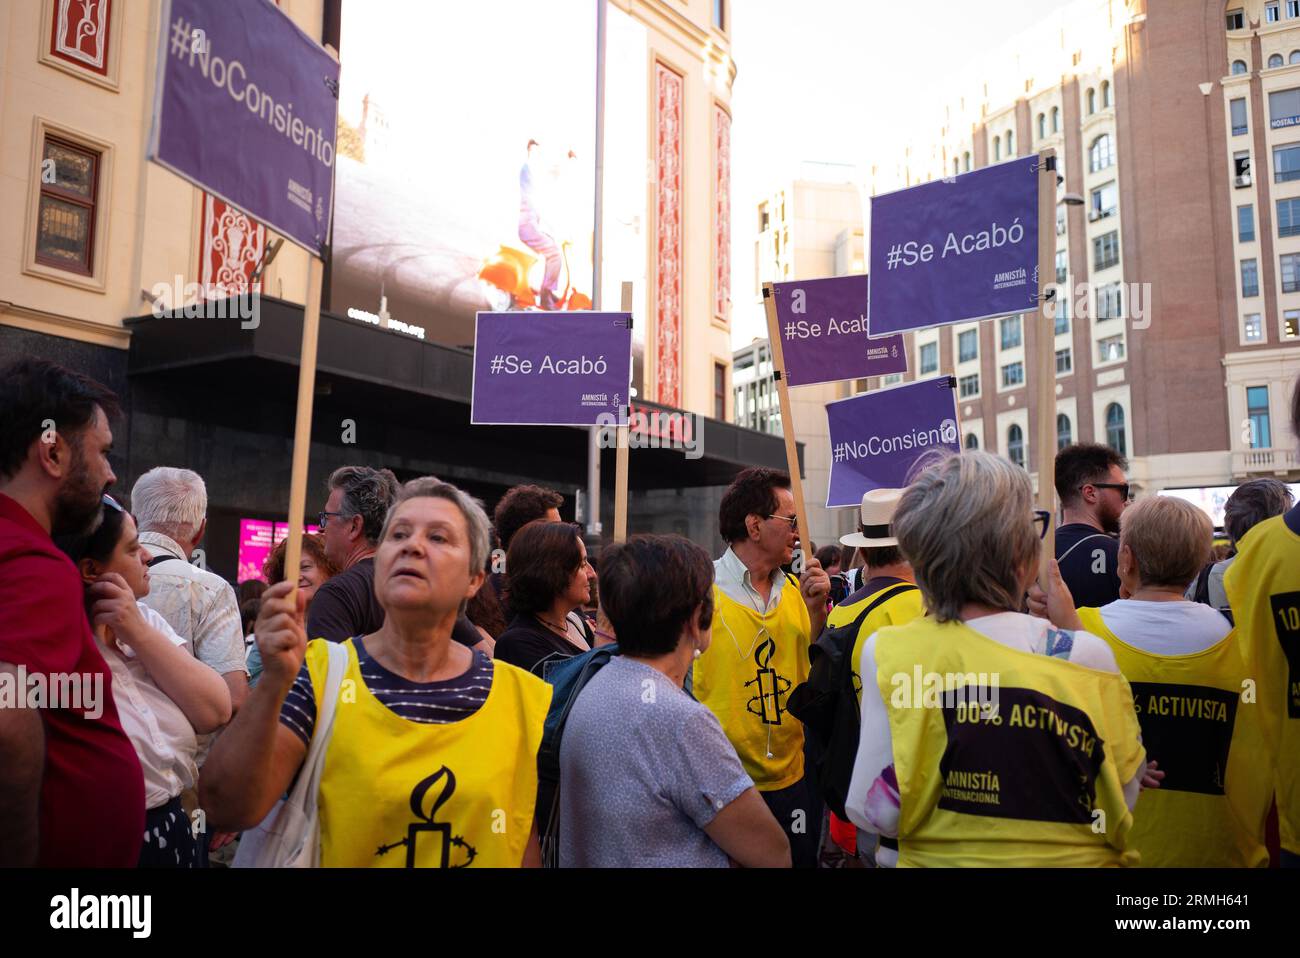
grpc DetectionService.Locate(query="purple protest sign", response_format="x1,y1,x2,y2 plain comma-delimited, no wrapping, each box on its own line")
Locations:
149,0,339,255
471,312,632,426
868,155,1039,337
825,376,960,508
771,276,907,387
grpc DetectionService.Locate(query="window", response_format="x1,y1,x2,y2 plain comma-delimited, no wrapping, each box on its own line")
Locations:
1282,252,1300,291
1247,386,1272,448
1090,181,1118,217
1280,198,1300,237
958,329,979,363
1286,309,1300,338
1231,97,1248,136
1037,113,1046,139
952,158,959,176
1105,404,1127,455
1232,60,1249,75
1271,53,1285,69
919,341,938,374
1242,258,1260,297
1245,312,1264,342
35,136,100,276
1000,315,1022,349
1001,361,1025,388
1275,142,1300,182
1227,9,1244,31
1056,348,1073,375
958,373,980,398
1087,88,1096,114
1051,106,1060,132
1239,204,1256,241
1270,88,1300,129
1101,81,1111,108
882,373,904,386
1089,134,1115,172
713,0,726,30
1096,282,1125,320
1093,230,1120,271
758,203,769,232
1056,249,1068,285
1055,298,1070,336
1006,131,1014,155
1269,1,1281,23
1057,413,1073,450
1234,151,1252,181
1007,425,1026,468
964,433,979,450
714,362,726,420
963,151,971,171
1056,206,1067,236
1098,335,1126,363
1293,50,1300,64
994,136,1001,161
1290,0,1300,18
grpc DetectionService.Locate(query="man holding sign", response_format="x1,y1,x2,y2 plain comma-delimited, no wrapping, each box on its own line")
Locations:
694,467,829,869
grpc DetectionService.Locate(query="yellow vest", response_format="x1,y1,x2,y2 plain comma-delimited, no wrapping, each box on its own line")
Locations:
1224,512,1300,854
826,581,926,706
303,638,552,868
874,617,1145,867
695,583,811,791
1078,607,1270,867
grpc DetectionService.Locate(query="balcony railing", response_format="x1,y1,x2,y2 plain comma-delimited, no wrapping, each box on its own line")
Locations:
1234,446,1300,475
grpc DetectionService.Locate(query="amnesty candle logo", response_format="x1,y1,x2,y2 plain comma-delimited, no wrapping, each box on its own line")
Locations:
745,637,791,726
375,765,477,867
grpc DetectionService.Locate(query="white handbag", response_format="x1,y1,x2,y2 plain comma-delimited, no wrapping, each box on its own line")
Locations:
232,641,349,868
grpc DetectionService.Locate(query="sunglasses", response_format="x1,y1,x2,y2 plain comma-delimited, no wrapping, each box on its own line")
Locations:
766,513,798,529
317,510,346,529
1086,482,1131,502
102,493,124,512
1033,509,1051,539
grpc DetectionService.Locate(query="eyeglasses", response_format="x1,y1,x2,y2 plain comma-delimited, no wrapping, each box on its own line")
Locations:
1033,509,1051,539
766,514,798,529
1086,482,1131,502
102,493,123,512
317,510,346,529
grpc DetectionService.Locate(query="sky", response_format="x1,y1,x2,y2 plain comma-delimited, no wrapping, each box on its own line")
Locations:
727,0,1078,347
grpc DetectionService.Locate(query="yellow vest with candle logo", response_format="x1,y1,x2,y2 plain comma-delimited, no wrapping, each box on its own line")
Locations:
695,583,811,791
304,638,551,868
1223,510,1300,855
1077,607,1270,867
874,617,1145,867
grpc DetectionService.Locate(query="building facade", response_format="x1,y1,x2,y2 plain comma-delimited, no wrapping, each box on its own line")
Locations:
866,0,1300,497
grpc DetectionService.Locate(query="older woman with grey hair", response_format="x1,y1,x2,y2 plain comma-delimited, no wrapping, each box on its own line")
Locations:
1186,478,1294,615
200,478,553,867
843,451,1149,867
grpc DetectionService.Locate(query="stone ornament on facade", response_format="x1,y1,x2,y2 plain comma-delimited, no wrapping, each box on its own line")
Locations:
199,193,265,297
655,62,683,409
715,104,731,323
50,0,111,75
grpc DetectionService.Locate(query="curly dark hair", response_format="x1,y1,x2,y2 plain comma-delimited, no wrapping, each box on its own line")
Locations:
505,520,583,615
262,532,339,585
327,466,399,545
599,535,714,657
1054,443,1128,508
0,359,120,481
493,484,564,549
718,467,790,544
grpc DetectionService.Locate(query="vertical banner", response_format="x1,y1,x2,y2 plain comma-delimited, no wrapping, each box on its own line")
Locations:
825,377,961,508
771,275,907,387
471,312,633,426
149,0,340,253
868,155,1039,337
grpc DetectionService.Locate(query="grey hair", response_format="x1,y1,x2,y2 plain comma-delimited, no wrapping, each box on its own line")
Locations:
379,477,491,575
328,466,400,546
893,451,1039,622
1224,478,1294,546
130,467,207,542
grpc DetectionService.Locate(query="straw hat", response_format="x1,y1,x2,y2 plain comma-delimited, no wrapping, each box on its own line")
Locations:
839,488,903,548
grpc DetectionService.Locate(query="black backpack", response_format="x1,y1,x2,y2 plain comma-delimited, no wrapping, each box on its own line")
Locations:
787,583,917,820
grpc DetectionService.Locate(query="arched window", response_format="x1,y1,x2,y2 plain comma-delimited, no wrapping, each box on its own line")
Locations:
1291,50,1300,65
1007,425,1025,468
1051,106,1060,132
1101,80,1111,108
965,433,979,451
1090,133,1115,172
1271,53,1285,68
994,136,1002,161
1057,413,1073,451
1006,131,1015,155
1231,60,1249,75
953,158,959,176
1087,87,1096,113
1037,113,1046,139
1105,403,1127,455
963,151,971,171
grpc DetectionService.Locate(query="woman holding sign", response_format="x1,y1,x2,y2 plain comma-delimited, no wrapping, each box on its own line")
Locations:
200,479,552,867
844,452,1148,866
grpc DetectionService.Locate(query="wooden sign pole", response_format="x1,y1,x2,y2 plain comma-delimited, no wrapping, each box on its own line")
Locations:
1035,148,1059,585
613,281,633,542
282,255,324,605
762,283,814,565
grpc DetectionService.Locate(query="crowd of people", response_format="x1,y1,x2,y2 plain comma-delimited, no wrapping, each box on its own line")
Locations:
1,354,1297,869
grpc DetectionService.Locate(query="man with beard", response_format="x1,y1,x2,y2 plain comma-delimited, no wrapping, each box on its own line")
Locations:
0,359,144,866
1054,443,1131,608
